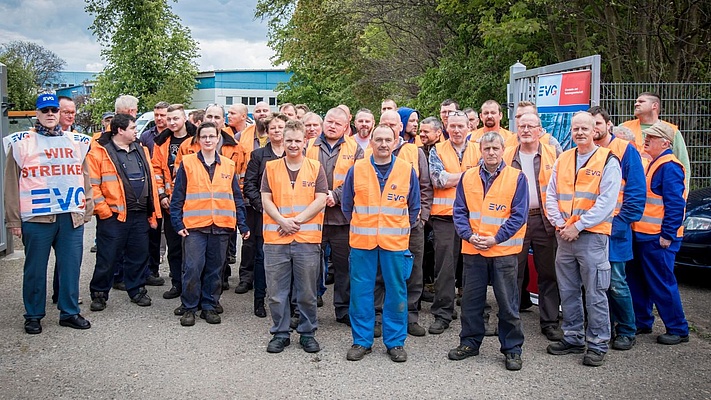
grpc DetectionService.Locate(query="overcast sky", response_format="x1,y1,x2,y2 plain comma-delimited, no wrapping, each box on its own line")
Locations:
0,0,280,72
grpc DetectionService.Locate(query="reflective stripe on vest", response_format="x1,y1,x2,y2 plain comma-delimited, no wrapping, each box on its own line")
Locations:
432,140,481,216
606,138,633,217
349,157,412,251
181,154,237,230
460,165,526,256
306,137,358,189
631,154,687,237
14,133,88,221
555,147,613,235
262,158,324,244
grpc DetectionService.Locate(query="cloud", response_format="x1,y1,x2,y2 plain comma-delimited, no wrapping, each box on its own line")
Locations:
197,39,284,70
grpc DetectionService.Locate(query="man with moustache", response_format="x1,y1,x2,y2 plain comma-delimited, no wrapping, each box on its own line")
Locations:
398,107,420,145
353,108,375,150
469,100,513,143
545,112,621,367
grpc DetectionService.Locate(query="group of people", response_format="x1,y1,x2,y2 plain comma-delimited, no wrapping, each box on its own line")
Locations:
4,91,691,370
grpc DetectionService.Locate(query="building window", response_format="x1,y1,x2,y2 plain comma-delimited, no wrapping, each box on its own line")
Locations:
242,97,249,105
269,97,277,106
248,97,256,106
226,96,233,105
257,97,263,102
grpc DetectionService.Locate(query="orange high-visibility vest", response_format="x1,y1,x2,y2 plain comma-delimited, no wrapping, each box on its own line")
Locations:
306,136,358,189
502,143,556,216
605,138,632,217
365,143,420,178
556,147,613,235
469,127,514,143
460,165,526,256
632,154,687,237
239,125,258,164
174,134,247,186
262,158,324,244
181,154,237,230
621,119,678,153
349,157,412,251
431,141,481,216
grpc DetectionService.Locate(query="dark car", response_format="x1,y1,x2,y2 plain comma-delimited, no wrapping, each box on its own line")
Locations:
676,186,711,269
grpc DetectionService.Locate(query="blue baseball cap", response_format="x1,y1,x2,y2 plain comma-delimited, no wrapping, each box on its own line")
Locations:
36,93,59,109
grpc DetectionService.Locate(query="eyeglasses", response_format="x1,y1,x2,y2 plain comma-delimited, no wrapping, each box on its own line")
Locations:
60,111,76,116
199,135,219,141
517,124,540,131
447,111,466,117
39,107,59,114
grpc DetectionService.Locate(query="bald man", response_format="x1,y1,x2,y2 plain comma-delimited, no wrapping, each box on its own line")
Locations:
226,103,249,139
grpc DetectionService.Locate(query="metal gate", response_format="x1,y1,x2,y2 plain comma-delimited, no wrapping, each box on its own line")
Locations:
600,83,711,190
0,63,10,254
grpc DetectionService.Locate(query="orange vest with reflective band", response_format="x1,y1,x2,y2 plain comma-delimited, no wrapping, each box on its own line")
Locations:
460,166,526,256
432,141,481,216
469,127,513,143
349,157,412,251
181,154,237,230
365,143,420,178
556,147,613,235
632,154,687,237
174,135,247,187
502,143,556,216
262,158,324,244
605,138,632,217
621,119,678,153
239,125,258,164
306,137,358,189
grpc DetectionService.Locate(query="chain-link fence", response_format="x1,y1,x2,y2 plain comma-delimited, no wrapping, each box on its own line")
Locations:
601,83,711,190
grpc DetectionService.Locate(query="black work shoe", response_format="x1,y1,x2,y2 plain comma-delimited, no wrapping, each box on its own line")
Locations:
317,295,324,308
162,286,181,299
346,345,372,361
300,336,321,353
267,337,291,353
59,314,91,330
374,322,382,338
131,288,152,307
336,315,351,327
448,345,479,360
24,319,42,334
325,273,335,285
505,353,523,371
200,310,221,324
657,333,689,345
547,340,585,355
583,349,605,367
90,294,107,312
612,335,636,350
215,303,224,314
428,318,450,334
174,305,186,316
52,293,58,304
112,281,126,291
408,322,426,337
387,346,407,362
542,326,564,342
181,311,195,326
90,244,98,253
636,327,653,335
254,299,267,318
145,275,165,286
227,255,237,264
234,281,252,294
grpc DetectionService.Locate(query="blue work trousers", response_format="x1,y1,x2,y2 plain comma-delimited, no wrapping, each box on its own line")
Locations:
350,247,412,349
555,232,611,353
264,242,320,337
181,230,229,311
607,261,637,337
627,239,688,336
22,213,83,320
90,211,149,299
460,254,524,354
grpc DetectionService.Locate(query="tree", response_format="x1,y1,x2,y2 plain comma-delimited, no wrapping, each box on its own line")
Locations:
0,41,66,110
85,0,199,118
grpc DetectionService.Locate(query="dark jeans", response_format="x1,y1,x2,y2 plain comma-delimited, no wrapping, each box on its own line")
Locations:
253,236,266,301
147,217,163,276
90,211,150,299
181,231,229,311
431,217,460,322
163,207,183,291
322,224,351,319
238,207,260,284
460,254,524,355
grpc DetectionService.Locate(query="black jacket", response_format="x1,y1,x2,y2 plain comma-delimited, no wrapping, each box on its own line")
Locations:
243,142,285,212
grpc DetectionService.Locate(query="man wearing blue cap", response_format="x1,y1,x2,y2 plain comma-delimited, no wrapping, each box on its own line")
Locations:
3,94,94,334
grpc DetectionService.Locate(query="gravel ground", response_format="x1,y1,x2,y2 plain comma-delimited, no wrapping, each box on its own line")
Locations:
1,220,710,399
